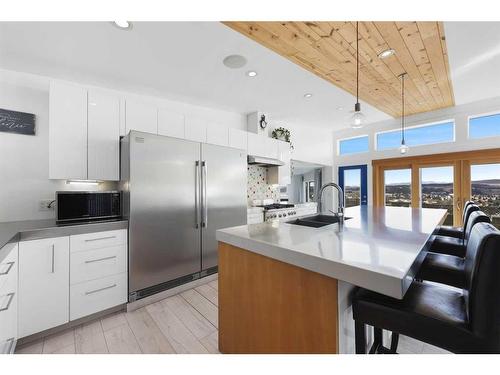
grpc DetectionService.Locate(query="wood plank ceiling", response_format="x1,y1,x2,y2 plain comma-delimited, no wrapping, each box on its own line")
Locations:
223,21,455,118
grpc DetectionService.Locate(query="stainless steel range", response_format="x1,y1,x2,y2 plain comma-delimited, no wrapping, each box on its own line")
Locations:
260,203,317,222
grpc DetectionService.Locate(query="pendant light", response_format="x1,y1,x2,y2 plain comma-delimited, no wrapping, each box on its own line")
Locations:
350,21,366,129
399,72,409,155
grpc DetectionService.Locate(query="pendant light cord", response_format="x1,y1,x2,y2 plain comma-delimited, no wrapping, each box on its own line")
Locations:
356,21,359,104
401,73,405,143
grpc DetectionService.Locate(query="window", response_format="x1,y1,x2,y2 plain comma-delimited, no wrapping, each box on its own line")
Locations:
471,163,500,229
343,169,361,207
338,135,369,156
469,113,500,139
384,169,411,207
420,166,454,226
304,181,315,202
376,121,454,151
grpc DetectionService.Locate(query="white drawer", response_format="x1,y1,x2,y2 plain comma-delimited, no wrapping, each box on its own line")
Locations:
0,288,18,345
70,229,127,253
70,273,127,321
70,245,127,285
0,243,18,293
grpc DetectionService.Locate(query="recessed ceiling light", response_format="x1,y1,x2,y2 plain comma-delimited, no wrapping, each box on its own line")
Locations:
223,54,247,69
336,106,344,111
246,71,258,77
304,93,313,98
112,21,133,30
378,49,395,59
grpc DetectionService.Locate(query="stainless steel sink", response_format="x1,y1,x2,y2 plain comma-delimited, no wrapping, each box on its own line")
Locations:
287,214,351,228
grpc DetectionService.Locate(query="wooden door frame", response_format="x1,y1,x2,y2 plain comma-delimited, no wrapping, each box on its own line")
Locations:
372,148,500,226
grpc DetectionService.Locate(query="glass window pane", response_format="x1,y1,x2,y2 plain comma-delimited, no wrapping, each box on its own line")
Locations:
471,163,500,229
377,121,454,151
469,113,500,139
421,166,454,226
384,169,411,207
339,136,369,155
344,169,361,207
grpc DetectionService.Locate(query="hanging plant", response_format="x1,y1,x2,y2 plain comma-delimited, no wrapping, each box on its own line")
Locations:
271,127,294,149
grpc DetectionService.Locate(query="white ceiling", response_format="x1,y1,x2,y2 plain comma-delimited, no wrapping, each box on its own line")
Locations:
0,21,389,130
445,22,500,105
1,22,499,131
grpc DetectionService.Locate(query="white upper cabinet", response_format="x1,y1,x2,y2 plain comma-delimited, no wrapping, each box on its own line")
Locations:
125,99,158,134
266,137,280,159
228,128,248,151
185,116,207,143
49,81,88,180
278,140,291,185
206,123,229,147
158,108,185,139
247,133,267,157
87,90,120,181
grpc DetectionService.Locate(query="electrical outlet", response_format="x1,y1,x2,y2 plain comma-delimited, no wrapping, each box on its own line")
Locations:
39,199,55,211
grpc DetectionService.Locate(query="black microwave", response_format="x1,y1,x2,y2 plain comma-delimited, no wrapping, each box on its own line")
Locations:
56,191,122,224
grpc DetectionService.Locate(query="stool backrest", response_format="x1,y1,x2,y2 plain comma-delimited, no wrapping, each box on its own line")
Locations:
464,211,490,246
464,222,500,344
462,201,474,222
462,204,480,239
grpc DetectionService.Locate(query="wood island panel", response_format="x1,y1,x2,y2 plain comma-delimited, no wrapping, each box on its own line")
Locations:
218,242,339,354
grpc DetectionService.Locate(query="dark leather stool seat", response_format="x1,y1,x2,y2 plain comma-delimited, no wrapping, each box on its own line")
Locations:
430,203,479,255
353,222,500,354
417,253,465,288
417,211,490,288
435,201,474,239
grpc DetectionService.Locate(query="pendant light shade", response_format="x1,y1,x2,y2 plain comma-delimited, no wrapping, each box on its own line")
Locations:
399,72,409,155
350,22,365,129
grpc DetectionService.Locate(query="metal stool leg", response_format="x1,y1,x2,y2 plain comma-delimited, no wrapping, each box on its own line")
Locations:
369,327,383,353
390,332,399,353
355,321,366,354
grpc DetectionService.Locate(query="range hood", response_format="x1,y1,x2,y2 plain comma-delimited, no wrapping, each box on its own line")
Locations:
247,155,285,167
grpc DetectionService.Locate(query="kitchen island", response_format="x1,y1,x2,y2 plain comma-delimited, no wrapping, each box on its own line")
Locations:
216,205,447,354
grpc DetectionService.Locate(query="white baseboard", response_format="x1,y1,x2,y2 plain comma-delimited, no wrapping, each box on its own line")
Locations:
126,273,218,312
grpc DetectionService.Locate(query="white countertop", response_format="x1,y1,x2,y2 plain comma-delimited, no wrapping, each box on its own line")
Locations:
216,205,447,299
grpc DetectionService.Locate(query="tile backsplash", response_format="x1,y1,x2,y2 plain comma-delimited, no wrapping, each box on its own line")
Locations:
247,165,280,206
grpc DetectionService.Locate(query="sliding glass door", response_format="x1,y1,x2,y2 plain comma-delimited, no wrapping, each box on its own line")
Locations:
470,163,500,229
373,148,500,227
420,166,455,226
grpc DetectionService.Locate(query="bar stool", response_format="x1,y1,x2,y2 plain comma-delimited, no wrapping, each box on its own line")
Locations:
435,200,474,238
352,222,500,354
417,211,491,289
429,203,479,257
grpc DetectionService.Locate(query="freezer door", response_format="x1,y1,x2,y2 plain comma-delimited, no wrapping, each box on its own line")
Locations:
128,132,202,294
201,143,247,270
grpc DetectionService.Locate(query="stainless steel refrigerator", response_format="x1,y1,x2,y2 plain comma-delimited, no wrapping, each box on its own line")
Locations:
121,131,247,301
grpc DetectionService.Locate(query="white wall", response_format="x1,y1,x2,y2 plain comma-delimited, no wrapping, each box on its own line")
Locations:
0,68,335,221
332,96,500,206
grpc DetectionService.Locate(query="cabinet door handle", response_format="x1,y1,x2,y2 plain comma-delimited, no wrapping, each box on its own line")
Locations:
195,161,200,229
85,235,116,242
85,284,117,295
51,244,55,273
0,262,14,276
0,293,15,312
85,255,117,264
202,161,208,228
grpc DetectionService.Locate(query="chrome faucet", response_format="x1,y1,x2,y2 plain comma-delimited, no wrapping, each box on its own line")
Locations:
317,182,345,218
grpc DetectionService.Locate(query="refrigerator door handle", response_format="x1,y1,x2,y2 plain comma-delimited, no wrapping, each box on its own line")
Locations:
195,161,200,229
202,160,208,228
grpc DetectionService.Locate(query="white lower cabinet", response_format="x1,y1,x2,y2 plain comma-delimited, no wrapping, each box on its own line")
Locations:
0,243,18,354
18,237,70,338
18,229,128,338
70,272,127,321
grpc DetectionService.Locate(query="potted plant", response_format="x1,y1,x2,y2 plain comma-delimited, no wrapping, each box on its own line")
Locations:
271,127,293,149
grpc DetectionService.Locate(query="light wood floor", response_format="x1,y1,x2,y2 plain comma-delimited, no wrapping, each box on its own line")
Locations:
14,277,448,354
